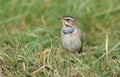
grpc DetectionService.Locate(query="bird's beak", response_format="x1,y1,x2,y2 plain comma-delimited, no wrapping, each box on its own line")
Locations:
56,17,61,21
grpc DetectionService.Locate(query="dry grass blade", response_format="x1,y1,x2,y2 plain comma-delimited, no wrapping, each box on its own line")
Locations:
106,34,109,60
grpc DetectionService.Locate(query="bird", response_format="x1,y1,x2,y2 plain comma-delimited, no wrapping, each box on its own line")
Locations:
57,16,83,54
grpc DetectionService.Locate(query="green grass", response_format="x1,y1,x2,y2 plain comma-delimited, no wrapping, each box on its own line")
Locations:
0,0,120,77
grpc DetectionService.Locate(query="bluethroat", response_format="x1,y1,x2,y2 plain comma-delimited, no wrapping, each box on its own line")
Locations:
57,16,83,54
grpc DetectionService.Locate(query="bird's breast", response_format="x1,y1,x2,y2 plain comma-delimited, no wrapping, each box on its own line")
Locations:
61,28,82,53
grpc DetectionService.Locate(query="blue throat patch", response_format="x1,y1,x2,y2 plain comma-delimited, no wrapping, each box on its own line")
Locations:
62,28,75,34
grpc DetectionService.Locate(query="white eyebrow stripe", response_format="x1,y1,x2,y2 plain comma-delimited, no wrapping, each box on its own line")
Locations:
64,17,74,20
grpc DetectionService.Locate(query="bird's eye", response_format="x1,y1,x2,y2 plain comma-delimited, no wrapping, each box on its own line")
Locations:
66,19,70,21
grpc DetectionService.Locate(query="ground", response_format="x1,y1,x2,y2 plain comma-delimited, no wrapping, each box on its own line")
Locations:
0,0,120,77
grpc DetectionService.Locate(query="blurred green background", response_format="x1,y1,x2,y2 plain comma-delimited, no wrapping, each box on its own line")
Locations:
0,0,120,77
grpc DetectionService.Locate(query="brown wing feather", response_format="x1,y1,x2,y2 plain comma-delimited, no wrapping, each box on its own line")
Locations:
78,34,83,54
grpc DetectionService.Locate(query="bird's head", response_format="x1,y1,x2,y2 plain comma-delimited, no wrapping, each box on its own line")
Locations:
57,16,76,27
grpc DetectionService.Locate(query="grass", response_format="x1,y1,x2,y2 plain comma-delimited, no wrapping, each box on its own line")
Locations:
0,0,120,77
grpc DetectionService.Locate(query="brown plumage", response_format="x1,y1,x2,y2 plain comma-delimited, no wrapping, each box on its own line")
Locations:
57,16,83,54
